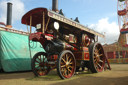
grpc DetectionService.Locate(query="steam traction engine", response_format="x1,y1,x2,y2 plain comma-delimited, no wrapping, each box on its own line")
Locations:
21,0,110,79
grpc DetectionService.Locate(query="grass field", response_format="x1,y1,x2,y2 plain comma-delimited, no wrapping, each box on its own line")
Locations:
0,64,128,85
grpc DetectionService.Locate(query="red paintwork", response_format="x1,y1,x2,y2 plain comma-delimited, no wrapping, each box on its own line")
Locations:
64,69,74,78
71,44,78,51
73,47,90,61
84,52,90,60
53,55,58,60
45,33,54,37
21,8,48,27
74,52,82,60
50,55,58,61
29,32,42,41
83,47,90,61
29,32,54,48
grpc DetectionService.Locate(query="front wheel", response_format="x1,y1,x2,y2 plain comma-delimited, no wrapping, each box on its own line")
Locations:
57,50,76,79
31,52,50,76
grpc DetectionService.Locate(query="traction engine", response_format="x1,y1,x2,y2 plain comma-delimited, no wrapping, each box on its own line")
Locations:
21,0,111,79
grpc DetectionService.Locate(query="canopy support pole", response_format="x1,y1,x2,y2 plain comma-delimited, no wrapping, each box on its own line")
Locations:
30,16,32,34
45,17,50,31
42,12,45,33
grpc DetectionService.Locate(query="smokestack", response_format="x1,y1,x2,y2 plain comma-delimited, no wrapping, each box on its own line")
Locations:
52,0,58,12
6,2,12,28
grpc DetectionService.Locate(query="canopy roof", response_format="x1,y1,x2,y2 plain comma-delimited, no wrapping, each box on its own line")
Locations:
22,7,104,38
22,8,48,27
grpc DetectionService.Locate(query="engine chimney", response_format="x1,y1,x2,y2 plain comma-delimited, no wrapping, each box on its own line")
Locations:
52,0,58,12
6,2,12,28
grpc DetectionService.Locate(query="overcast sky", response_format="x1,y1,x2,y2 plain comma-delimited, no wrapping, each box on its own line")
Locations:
0,0,120,44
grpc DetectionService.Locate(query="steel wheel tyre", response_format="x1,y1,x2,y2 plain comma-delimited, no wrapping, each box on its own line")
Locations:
31,52,50,76
89,42,105,73
57,50,76,79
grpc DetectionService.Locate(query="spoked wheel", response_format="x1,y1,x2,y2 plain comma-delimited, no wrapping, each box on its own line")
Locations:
31,52,50,76
57,50,76,79
89,42,105,73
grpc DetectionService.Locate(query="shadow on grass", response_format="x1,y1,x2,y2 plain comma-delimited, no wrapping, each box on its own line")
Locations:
26,70,60,81
0,69,92,81
26,70,92,81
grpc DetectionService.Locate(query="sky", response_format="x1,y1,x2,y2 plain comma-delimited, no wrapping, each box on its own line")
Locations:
0,0,120,44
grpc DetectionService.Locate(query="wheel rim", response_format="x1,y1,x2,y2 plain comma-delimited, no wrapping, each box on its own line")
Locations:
33,53,50,76
93,44,105,72
60,52,75,78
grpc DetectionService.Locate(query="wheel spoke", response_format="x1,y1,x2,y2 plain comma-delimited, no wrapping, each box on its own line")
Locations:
35,60,40,63
97,63,102,68
43,56,44,63
67,68,72,73
94,50,99,56
66,54,69,61
69,62,73,65
68,65,73,69
99,60,103,63
94,50,97,54
62,58,66,63
94,52,97,55
95,57,102,69
98,54,103,57
68,58,72,63
35,66,40,70
61,65,66,68
98,48,101,52
37,57,41,61
95,48,98,53
62,68,67,76
35,64,39,66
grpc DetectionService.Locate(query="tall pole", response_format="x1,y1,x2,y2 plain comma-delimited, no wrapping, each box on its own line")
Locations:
52,0,58,12
6,2,13,26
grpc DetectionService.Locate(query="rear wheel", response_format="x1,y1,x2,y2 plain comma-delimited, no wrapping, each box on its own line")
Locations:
31,52,50,76
57,50,76,79
89,42,105,73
